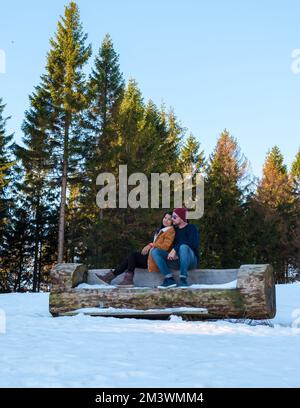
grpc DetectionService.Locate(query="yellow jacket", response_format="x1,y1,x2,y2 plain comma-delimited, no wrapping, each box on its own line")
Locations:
148,226,175,272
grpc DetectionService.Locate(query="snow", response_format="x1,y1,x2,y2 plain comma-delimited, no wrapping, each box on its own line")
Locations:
187,280,237,289
71,306,209,315
76,283,116,289
77,280,237,290
1,283,300,387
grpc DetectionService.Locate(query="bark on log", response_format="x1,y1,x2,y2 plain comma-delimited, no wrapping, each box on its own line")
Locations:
49,263,276,320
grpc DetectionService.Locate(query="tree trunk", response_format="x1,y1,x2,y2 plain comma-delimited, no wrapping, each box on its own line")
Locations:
57,120,70,263
14,259,23,292
32,199,40,292
37,241,42,292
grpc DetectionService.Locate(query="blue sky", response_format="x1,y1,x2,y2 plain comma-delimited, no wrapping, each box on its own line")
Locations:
0,0,299,177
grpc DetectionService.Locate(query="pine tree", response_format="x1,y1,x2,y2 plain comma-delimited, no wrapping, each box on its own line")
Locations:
14,85,58,291
0,98,15,292
88,34,125,149
74,35,125,265
290,148,300,275
180,133,205,174
82,33,125,186
254,146,296,281
0,98,14,246
90,79,146,264
116,79,145,172
256,145,292,208
116,81,182,174
1,205,32,292
162,106,183,173
199,129,249,268
43,1,92,263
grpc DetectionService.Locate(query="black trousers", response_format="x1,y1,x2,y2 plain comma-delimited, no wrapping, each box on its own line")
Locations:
114,251,148,276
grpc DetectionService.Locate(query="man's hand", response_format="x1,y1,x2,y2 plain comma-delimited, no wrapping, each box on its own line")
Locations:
167,249,178,260
141,244,151,255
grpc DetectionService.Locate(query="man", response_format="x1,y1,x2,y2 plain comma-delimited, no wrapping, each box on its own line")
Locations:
151,207,199,288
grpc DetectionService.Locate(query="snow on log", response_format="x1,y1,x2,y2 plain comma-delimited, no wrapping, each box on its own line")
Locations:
49,263,276,320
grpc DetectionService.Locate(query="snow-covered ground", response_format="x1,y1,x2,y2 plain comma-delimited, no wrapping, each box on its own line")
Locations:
1,283,300,388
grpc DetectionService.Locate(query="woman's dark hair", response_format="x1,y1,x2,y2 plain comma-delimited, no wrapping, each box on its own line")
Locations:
155,211,173,235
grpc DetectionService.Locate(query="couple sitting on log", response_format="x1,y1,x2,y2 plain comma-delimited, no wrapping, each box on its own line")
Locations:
96,207,200,288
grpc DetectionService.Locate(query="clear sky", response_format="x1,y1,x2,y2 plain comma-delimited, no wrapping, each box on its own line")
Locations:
0,0,299,177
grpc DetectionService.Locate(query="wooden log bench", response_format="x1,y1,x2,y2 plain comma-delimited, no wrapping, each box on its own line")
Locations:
49,263,276,320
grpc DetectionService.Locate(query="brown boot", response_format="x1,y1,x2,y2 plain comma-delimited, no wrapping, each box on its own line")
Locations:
117,271,134,288
95,270,116,284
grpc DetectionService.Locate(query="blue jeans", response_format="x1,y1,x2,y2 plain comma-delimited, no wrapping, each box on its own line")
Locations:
151,244,198,278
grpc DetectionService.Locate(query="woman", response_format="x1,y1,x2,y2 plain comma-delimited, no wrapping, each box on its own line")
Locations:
96,212,175,287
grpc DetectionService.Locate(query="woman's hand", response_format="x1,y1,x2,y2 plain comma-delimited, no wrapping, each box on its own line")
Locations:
167,249,178,260
141,244,151,255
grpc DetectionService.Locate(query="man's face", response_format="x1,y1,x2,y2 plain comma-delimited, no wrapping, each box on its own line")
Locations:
172,212,181,225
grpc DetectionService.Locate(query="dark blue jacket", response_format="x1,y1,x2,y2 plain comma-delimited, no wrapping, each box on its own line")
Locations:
173,223,200,261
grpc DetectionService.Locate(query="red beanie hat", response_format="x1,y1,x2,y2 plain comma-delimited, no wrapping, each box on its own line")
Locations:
173,207,187,222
